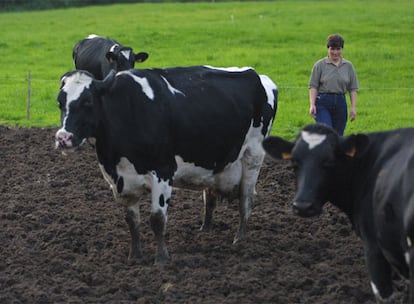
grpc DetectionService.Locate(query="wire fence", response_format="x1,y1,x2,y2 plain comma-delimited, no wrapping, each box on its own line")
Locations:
1,71,413,124
2,75,414,91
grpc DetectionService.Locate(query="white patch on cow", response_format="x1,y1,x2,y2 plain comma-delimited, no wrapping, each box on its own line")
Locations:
259,74,277,109
370,281,392,302
370,281,380,297
99,158,150,199
117,157,151,195
149,171,171,216
160,76,185,96
173,156,216,189
60,72,93,132
62,72,93,104
118,71,154,100
405,251,410,265
109,43,119,53
204,65,252,73
406,237,412,265
86,34,99,39
301,131,327,150
174,155,242,194
121,49,131,60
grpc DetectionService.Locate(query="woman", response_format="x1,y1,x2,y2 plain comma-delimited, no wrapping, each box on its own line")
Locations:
309,34,359,135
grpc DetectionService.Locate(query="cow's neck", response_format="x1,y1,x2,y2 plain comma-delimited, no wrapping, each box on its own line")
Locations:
329,159,368,228
93,122,116,172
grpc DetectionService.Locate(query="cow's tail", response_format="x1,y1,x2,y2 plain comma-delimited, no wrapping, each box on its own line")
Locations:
258,74,278,137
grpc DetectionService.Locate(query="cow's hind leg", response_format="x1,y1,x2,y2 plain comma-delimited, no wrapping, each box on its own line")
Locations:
200,189,217,231
234,147,264,244
124,202,143,259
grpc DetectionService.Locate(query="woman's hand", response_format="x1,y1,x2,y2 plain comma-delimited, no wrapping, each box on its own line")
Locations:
309,104,316,118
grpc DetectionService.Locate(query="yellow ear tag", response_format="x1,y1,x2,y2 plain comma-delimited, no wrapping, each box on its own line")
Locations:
345,147,356,157
281,152,292,160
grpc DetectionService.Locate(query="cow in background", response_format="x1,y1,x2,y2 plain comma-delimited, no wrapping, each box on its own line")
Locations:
55,65,277,265
263,123,414,303
72,34,149,80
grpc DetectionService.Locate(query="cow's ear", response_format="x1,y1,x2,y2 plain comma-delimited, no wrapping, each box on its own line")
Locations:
338,134,370,158
94,70,116,94
105,51,117,63
135,52,149,63
262,136,294,160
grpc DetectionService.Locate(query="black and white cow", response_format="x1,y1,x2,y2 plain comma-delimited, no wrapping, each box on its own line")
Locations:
72,34,149,80
55,65,277,264
262,123,414,303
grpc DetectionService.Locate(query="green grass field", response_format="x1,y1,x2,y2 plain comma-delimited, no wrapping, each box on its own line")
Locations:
1,0,413,139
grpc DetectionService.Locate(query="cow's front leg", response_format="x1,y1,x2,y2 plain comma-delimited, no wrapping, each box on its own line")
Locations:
149,171,172,265
200,189,217,231
124,203,142,259
364,242,394,303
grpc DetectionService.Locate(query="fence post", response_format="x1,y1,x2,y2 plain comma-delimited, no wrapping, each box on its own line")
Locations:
27,70,31,121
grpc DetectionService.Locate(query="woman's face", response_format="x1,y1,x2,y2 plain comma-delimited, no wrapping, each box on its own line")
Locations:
328,46,343,61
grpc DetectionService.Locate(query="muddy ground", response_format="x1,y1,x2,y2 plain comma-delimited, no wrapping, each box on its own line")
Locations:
0,126,398,303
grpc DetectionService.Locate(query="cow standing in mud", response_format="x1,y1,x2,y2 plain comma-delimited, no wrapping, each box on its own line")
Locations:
55,65,277,264
263,123,414,303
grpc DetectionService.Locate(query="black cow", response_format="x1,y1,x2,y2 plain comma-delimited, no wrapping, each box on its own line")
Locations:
55,66,277,265
262,123,414,303
72,34,149,80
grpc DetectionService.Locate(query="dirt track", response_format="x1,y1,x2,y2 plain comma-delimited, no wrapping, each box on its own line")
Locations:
1,126,382,303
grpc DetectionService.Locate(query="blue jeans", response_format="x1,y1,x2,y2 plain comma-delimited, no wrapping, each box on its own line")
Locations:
315,93,347,135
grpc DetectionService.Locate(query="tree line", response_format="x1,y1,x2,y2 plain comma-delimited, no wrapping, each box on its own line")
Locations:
0,0,214,11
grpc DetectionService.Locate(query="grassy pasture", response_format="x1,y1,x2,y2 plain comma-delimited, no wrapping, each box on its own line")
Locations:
0,0,413,139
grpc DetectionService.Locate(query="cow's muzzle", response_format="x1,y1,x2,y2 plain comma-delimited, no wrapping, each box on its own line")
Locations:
55,129,75,150
292,200,322,217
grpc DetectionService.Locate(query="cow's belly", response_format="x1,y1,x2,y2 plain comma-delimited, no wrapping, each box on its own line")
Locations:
99,156,241,199
173,156,241,195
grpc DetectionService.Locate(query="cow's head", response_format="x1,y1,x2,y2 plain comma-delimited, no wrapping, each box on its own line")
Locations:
106,45,148,72
263,124,369,217
55,70,115,152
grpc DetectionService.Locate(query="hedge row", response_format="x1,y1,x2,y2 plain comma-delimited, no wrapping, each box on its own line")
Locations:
1,0,215,12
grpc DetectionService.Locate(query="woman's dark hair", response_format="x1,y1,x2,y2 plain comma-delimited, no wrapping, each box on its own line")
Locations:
326,34,344,48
